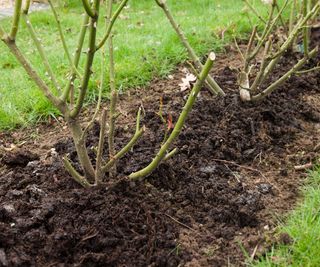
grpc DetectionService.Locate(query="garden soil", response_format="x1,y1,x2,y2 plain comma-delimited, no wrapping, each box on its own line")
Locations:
0,30,320,266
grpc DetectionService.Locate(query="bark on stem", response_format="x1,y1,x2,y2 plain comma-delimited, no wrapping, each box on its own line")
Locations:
66,119,96,181
129,52,216,180
303,0,310,56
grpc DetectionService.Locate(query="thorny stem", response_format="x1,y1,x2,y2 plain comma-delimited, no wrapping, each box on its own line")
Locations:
70,0,100,119
61,14,89,103
81,49,105,141
289,0,297,34
48,0,82,80
22,14,61,93
270,3,320,60
129,52,216,180
2,39,66,112
102,108,145,173
240,2,320,101
249,0,289,61
275,1,288,34
296,65,320,74
95,0,129,51
155,0,225,96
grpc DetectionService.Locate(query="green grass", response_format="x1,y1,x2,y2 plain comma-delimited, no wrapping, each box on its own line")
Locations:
0,0,273,129
253,168,320,267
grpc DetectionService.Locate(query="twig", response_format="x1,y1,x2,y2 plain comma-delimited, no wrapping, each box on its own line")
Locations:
294,162,313,171
129,53,216,180
165,214,196,232
211,158,266,179
250,244,259,261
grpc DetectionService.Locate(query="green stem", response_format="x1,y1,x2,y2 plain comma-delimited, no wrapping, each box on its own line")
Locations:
96,0,128,51
0,26,6,40
129,53,216,180
81,0,96,18
2,39,66,113
102,108,144,173
61,14,89,102
95,109,107,185
106,0,118,177
62,156,93,188
48,0,82,80
81,49,106,140
242,0,267,24
22,0,31,14
250,38,272,93
70,0,100,119
249,0,288,61
9,0,22,40
303,0,310,57
251,47,318,102
22,14,61,93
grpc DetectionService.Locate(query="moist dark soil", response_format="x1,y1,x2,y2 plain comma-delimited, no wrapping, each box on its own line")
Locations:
0,29,320,266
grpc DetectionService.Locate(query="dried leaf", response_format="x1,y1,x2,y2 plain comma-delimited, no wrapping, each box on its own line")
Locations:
167,114,174,130
179,73,197,92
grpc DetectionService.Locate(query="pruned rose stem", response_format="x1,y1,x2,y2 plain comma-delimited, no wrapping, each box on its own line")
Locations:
129,52,216,180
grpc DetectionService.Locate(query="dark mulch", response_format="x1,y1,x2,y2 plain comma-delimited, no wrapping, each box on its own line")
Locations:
0,29,320,266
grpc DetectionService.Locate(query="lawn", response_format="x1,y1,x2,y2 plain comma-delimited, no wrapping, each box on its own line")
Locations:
253,168,320,267
0,0,270,129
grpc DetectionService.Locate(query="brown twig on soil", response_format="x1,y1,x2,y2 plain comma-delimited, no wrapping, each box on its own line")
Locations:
164,214,196,232
294,162,313,171
211,158,267,179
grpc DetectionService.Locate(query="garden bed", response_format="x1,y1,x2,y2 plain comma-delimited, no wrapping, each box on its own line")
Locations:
0,29,320,266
